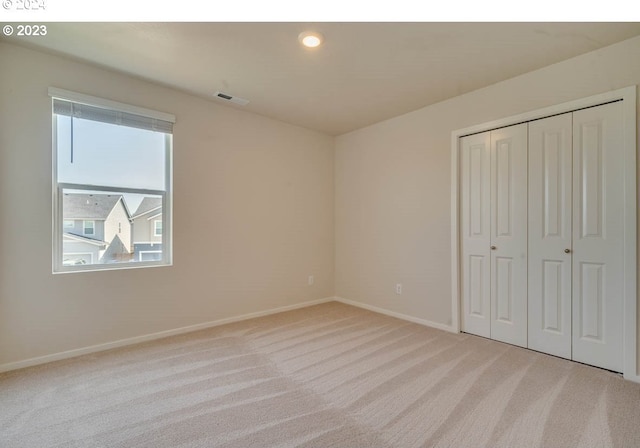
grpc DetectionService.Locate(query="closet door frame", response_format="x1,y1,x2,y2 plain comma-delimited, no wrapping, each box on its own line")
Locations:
450,86,637,382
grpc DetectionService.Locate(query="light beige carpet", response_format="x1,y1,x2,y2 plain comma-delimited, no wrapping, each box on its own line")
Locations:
2,302,640,447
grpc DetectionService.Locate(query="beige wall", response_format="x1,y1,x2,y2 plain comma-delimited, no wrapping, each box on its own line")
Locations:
0,42,335,367
2,35,639,375
335,36,640,372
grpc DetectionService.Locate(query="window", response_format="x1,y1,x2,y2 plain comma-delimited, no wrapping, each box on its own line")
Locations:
51,88,174,273
83,220,95,236
154,220,162,236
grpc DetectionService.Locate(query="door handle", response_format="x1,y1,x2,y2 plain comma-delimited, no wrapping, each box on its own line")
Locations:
564,248,571,254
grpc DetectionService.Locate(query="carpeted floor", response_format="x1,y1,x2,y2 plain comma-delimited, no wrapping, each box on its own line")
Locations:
1,301,640,447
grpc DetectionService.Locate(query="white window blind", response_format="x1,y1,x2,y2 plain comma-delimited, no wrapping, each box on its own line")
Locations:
53,99,174,134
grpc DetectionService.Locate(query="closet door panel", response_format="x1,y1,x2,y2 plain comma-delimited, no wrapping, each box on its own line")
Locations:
572,102,624,372
528,113,572,359
460,132,491,338
490,123,528,348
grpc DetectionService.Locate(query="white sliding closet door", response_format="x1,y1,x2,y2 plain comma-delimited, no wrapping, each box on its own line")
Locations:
460,124,528,346
457,90,634,376
489,124,528,348
460,132,491,338
528,113,573,359
572,102,624,372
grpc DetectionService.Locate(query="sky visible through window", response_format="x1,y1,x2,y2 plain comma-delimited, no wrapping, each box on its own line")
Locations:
56,115,166,211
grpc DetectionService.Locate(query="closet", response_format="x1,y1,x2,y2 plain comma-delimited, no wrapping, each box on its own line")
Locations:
459,100,626,373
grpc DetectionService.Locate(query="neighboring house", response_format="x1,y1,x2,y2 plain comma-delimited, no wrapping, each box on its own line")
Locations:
62,193,132,265
131,197,163,262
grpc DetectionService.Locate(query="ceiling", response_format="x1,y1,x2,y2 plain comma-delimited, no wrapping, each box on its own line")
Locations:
5,22,640,135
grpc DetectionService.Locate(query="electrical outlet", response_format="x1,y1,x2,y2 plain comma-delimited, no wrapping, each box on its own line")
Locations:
395,283,402,295
308,275,314,286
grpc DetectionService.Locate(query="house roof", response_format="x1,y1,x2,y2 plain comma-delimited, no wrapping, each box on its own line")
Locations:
132,197,162,219
63,193,123,220
63,232,107,246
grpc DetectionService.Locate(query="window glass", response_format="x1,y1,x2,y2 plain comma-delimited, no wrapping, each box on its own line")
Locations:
56,116,165,190
83,220,95,235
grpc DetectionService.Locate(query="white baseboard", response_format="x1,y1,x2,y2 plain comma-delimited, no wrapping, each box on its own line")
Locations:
7,296,632,381
0,297,334,374
335,297,640,383
334,296,457,334
624,373,640,384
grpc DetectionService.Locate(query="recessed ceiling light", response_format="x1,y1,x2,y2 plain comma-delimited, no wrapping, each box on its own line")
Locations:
298,32,323,48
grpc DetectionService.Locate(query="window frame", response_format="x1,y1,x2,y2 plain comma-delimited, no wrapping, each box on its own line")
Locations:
153,219,162,237
51,88,174,274
82,220,95,236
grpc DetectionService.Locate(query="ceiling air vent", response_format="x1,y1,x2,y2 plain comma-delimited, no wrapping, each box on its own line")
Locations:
213,91,249,106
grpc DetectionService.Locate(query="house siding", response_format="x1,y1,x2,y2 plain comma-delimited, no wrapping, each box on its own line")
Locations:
104,200,132,252
133,242,163,261
62,240,102,265
64,220,105,241
132,213,162,243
